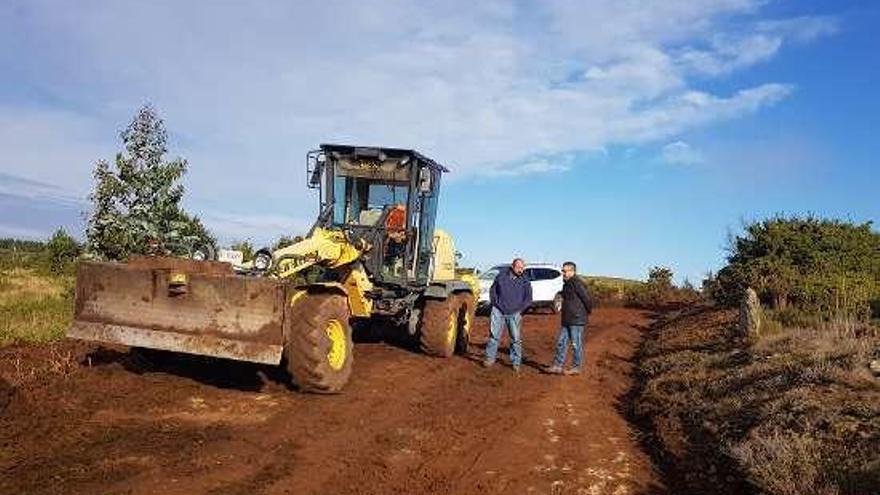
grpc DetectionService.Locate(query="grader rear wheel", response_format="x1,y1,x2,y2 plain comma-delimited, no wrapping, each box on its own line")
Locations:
285,292,353,393
455,293,476,354
420,294,474,357
419,297,458,357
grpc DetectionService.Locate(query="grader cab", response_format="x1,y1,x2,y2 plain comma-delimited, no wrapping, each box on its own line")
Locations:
68,145,477,393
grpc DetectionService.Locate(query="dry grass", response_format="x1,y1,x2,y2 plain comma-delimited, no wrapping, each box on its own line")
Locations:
0,268,73,346
634,306,880,495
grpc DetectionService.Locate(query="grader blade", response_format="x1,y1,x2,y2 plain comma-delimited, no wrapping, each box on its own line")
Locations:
68,257,286,364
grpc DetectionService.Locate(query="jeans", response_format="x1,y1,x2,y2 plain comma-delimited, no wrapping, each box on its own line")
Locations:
553,325,584,369
485,306,523,366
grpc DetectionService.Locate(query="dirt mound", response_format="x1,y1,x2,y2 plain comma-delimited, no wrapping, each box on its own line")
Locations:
633,305,880,495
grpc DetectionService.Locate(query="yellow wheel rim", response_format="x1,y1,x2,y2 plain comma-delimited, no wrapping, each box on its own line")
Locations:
446,310,457,347
325,319,347,371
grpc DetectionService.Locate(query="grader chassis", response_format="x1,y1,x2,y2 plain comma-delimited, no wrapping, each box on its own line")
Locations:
69,144,477,392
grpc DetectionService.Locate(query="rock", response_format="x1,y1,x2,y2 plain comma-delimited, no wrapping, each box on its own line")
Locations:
738,287,762,338
870,359,880,377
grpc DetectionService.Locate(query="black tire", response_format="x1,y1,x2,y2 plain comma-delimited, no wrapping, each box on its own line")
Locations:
285,292,353,393
455,293,476,354
128,347,173,371
552,293,563,314
419,297,458,357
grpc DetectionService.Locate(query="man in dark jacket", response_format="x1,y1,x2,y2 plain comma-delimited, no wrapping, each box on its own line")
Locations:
484,258,533,373
546,261,592,375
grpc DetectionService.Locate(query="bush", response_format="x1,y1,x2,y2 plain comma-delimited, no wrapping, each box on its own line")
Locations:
709,217,880,323
45,228,79,275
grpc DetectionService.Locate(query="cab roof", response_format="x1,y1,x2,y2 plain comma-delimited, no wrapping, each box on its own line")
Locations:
320,144,450,173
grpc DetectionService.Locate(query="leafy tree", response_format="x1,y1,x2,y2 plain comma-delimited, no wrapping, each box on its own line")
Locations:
46,228,80,274
86,104,215,260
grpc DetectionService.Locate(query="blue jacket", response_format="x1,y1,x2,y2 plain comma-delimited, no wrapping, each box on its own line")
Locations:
490,267,533,315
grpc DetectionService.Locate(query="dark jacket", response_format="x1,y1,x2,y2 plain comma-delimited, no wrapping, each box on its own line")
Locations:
490,268,533,315
561,276,592,326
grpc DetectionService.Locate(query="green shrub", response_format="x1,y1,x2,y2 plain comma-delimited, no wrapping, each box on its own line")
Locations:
707,216,880,327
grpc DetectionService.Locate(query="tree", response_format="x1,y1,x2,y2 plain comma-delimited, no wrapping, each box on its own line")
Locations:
86,104,215,260
46,227,80,274
647,266,674,289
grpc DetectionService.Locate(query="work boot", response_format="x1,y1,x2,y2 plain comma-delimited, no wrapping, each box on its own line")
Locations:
512,365,521,375
545,365,563,375
482,359,494,369
564,367,581,376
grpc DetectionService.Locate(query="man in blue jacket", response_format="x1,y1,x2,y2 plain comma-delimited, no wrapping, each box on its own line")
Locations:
484,258,533,373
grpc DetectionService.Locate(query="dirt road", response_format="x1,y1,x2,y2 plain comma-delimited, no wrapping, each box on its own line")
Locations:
0,308,664,495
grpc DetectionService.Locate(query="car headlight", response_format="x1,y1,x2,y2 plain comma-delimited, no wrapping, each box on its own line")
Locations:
253,250,272,271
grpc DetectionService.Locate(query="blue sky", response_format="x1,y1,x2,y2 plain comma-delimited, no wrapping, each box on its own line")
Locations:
1,1,878,283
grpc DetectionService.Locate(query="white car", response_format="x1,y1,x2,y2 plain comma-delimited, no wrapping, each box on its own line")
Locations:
477,263,565,313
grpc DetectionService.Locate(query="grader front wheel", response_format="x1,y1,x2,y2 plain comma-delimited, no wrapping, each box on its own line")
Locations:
285,292,353,393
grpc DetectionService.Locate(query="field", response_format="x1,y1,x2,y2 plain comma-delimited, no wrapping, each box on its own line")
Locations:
2,242,878,494
0,250,74,346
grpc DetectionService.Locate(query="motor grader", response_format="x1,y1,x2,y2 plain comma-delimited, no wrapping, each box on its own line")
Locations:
68,144,478,392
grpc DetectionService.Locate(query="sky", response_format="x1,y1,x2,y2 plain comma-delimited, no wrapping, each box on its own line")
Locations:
1,0,878,283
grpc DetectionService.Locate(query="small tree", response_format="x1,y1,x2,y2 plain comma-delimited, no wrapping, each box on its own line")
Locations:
647,266,674,289
86,104,215,260
46,227,80,274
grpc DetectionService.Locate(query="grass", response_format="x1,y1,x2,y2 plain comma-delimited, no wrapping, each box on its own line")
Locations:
633,306,880,495
0,267,73,347
582,275,643,305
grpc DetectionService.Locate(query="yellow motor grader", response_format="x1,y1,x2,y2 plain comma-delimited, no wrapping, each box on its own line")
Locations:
68,144,478,392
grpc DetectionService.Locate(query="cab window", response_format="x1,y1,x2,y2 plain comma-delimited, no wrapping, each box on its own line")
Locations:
332,175,409,226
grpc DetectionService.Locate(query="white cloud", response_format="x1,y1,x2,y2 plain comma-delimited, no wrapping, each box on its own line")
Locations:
0,172,84,206
198,210,313,245
484,158,572,177
0,223,48,240
756,15,839,43
661,141,704,165
0,1,837,238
